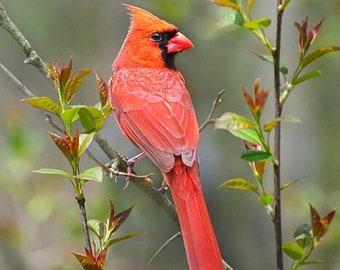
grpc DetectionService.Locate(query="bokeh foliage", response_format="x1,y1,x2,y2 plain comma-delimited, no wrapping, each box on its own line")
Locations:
1,0,340,269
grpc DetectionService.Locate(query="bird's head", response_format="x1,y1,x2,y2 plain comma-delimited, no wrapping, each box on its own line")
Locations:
113,4,194,70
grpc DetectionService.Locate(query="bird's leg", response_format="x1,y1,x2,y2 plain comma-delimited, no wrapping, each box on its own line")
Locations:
123,152,145,189
158,179,169,195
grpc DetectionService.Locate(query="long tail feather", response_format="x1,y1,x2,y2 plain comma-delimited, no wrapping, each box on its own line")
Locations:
163,158,224,270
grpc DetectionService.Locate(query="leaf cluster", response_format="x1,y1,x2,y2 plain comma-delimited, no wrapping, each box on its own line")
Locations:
23,56,138,269
210,1,338,269
25,56,111,194
282,204,336,269
73,201,139,270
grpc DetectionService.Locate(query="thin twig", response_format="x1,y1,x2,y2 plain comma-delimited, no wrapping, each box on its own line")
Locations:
199,89,226,132
44,114,65,133
272,1,284,269
146,231,182,267
0,61,35,97
0,3,47,77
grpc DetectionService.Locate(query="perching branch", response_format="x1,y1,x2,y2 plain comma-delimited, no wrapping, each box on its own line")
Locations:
94,133,179,226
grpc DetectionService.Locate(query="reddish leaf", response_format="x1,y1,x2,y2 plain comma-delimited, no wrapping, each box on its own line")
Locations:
310,203,336,246
111,206,133,234
95,72,109,107
64,68,93,104
60,56,73,91
309,19,324,45
49,132,72,162
45,57,61,83
70,128,80,158
295,17,308,52
72,247,107,270
63,131,72,146
255,89,269,116
241,87,255,112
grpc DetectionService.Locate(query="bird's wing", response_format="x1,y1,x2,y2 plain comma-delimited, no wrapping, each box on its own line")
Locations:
110,68,199,172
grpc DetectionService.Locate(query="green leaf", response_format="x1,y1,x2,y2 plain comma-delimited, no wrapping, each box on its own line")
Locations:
282,242,305,260
79,132,95,156
75,166,103,182
253,53,288,75
280,177,306,191
263,119,280,133
215,113,262,144
33,168,71,180
217,10,244,27
60,106,83,126
300,260,324,265
216,112,256,130
231,129,262,145
104,233,140,249
294,223,312,248
247,0,255,13
292,70,322,86
243,18,271,29
241,150,275,162
210,0,240,10
64,68,92,104
218,178,258,193
78,106,105,132
258,194,273,206
88,219,106,240
302,46,340,68
281,0,292,10
24,96,62,115
264,115,301,132
281,114,302,123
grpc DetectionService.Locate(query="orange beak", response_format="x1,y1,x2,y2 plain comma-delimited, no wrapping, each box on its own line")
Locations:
167,32,194,53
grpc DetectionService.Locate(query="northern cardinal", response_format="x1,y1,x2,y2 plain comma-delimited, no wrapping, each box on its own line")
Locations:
109,5,224,270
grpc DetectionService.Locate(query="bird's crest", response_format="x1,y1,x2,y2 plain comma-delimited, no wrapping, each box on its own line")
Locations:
123,4,177,34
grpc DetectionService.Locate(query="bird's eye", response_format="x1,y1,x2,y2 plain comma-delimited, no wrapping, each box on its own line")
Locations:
151,32,162,42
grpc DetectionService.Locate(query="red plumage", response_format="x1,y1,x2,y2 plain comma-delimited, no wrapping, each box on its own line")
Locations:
109,5,224,269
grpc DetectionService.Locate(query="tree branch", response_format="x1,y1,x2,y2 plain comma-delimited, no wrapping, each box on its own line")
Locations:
0,3,47,77
94,133,179,226
272,1,284,269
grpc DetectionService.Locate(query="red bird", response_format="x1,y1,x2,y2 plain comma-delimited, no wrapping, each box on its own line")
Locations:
109,5,224,270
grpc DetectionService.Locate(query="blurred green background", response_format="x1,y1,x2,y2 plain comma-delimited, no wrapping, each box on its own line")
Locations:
0,0,339,269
